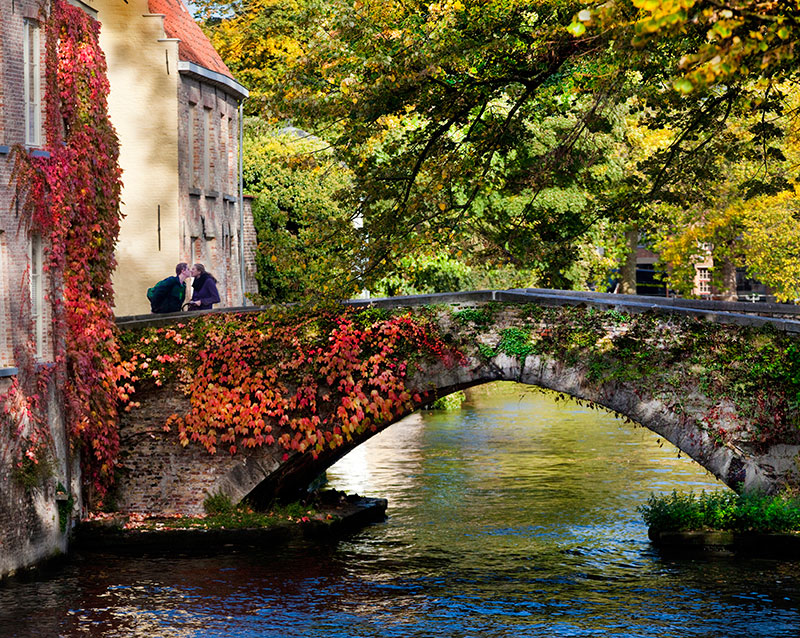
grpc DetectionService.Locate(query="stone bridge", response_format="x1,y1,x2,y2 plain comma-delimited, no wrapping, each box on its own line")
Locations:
113,289,800,515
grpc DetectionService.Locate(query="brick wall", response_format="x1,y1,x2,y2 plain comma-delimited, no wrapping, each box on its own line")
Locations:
114,383,284,515
178,75,252,307
242,194,258,299
0,0,77,579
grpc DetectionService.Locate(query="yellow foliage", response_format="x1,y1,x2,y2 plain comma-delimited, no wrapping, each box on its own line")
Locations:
741,192,800,302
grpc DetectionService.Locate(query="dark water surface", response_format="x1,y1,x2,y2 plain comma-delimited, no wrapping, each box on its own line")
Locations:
3,382,800,637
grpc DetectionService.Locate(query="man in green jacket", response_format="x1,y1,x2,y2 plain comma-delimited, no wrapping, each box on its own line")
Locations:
147,263,190,313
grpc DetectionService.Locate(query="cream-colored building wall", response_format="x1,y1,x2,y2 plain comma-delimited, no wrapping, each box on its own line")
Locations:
87,0,181,317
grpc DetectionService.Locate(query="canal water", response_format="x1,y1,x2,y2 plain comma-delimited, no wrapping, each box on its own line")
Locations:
3,382,800,637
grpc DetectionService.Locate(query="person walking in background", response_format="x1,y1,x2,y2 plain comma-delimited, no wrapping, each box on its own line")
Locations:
188,263,221,310
147,262,190,313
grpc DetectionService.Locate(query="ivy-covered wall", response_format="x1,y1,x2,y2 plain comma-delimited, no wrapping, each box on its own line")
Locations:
1,0,122,577
112,301,800,515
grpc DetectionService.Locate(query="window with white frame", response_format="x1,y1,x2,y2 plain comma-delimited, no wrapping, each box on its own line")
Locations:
29,233,46,358
697,267,711,295
24,19,42,147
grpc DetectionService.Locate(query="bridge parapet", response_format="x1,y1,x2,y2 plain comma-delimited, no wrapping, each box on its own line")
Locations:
118,290,800,332
113,293,800,516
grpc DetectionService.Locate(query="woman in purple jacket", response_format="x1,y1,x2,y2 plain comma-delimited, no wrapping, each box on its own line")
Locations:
188,263,221,310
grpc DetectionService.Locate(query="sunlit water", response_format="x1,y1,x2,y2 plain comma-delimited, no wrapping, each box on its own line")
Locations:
3,382,800,637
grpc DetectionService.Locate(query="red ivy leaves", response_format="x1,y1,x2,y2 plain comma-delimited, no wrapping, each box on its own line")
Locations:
12,0,123,499
122,310,463,459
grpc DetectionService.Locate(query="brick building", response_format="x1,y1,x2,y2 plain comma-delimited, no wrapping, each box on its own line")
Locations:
0,0,257,576
87,0,255,316
0,0,75,578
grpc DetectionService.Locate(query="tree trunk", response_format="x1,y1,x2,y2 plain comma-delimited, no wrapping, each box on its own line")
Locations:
618,229,638,295
717,258,738,301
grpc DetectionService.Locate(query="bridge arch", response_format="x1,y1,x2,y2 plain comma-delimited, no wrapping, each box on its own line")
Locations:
114,291,800,515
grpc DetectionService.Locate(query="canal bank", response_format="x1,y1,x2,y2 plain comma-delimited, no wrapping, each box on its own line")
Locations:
70,492,387,553
649,528,800,557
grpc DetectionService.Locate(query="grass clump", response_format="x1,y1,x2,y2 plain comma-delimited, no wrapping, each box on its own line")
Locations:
431,391,466,410
639,490,800,534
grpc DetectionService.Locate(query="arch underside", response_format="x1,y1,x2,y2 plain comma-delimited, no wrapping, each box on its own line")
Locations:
223,354,800,508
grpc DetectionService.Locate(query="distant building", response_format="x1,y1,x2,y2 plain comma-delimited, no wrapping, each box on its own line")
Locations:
633,241,774,302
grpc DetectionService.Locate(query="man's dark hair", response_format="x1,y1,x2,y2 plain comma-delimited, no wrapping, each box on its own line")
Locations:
175,262,188,276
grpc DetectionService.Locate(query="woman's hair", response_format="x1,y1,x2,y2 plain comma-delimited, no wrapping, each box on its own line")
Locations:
193,263,217,282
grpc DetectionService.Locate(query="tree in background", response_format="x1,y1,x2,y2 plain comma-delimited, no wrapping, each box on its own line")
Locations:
650,80,800,300
199,0,800,300
199,0,661,289
573,0,800,299
741,192,800,302
193,0,319,118
243,121,360,302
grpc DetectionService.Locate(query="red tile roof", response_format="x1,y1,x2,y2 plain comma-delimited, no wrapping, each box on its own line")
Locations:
148,0,233,79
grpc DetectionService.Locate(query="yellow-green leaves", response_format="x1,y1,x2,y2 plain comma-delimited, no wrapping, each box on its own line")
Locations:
741,192,800,303
672,77,694,94
567,20,586,37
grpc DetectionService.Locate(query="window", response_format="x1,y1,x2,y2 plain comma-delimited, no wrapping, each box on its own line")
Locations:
220,114,227,189
697,267,711,295
190,236,199,267
188,102,196,187
203,107,211,189
24,19,41,147
29,234,45,358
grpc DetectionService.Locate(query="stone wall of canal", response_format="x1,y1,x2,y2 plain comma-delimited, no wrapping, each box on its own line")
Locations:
0,375,81,579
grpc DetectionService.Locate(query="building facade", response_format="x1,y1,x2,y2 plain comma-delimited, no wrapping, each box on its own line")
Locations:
0,0,76,578
83,0,254,317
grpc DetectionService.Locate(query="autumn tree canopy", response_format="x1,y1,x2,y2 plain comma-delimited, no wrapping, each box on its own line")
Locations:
197,0,800,299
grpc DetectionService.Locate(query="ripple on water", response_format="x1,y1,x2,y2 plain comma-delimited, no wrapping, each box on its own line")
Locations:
4,384,800,637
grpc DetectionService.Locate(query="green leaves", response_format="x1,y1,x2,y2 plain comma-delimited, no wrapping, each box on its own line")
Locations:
243,123,360,302
640,490,800,533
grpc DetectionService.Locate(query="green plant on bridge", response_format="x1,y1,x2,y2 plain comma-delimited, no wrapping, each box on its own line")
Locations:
452,307,494,328
495,327,535,362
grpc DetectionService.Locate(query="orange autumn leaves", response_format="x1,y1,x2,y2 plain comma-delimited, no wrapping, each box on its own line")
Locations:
119,310,466,459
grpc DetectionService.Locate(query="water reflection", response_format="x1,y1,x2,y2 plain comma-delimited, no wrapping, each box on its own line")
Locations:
2,382,800,637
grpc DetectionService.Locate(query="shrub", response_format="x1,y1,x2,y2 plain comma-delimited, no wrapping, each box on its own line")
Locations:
431,391,466,410
639,490,800,533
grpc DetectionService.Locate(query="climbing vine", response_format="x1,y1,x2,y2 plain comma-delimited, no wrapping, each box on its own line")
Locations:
11,0,123,498
117,308,465,457
459,304,800,451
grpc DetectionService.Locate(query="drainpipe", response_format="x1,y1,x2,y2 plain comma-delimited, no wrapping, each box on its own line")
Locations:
238,100,246,306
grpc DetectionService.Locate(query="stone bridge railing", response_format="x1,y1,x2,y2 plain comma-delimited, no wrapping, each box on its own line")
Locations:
113,290,800,515
118,289,800,332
